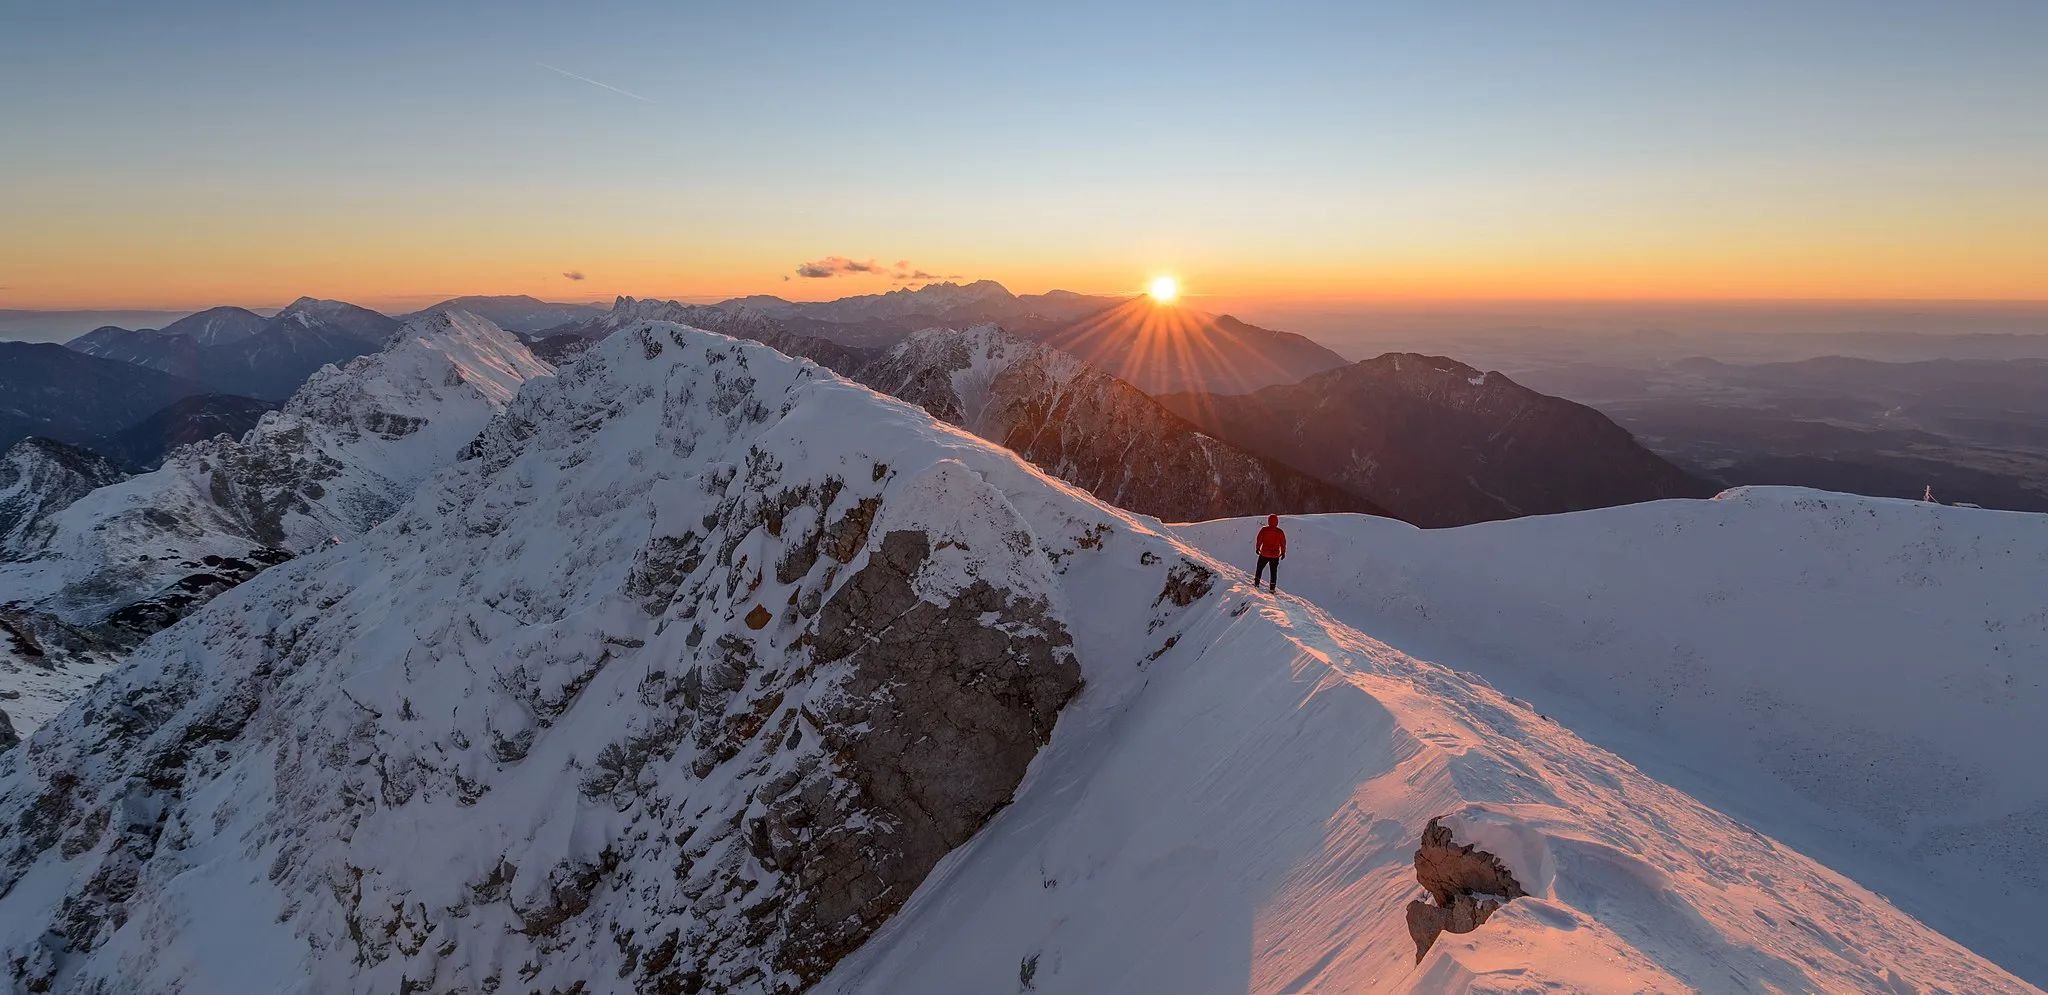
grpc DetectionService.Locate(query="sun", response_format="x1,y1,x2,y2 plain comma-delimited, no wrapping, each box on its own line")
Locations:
1148,275,1179,303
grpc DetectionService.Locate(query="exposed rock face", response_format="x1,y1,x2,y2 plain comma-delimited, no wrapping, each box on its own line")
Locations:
856,326,1388,522
1161,353,1716,527
0,707,15,751
756,527,1081,981
0,438,128,558
1404,816,1528,961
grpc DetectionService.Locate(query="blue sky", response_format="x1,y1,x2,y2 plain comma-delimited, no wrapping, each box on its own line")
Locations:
4,1,2045,306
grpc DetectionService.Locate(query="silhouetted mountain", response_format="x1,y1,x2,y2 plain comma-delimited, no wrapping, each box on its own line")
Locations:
91,393,278,470
0,343,216,452
855,325,1387,522
64,325,203,375
716,281,1124,348
192,298,401,399
402,295,602,333
157,306,269,346
1159,353,1714,527
65,298,402,400
1026,298,1350,395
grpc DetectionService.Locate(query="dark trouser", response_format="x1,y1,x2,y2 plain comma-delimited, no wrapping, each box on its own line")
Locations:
1254,556,1279,590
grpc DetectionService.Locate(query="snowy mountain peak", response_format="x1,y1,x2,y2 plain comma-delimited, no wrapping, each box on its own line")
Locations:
0,313,553,653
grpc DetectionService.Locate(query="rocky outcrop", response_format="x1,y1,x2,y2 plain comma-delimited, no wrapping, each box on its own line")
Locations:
0,707,15,751
751,527,1081,982
1404,816,1528,961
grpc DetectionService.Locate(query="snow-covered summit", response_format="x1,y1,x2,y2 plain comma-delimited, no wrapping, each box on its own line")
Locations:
0,311,553,644
0,320,2027,993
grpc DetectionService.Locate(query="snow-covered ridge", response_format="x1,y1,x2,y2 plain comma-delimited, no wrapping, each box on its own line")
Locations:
1176,490,2048,985
0,321,2027,993
0,311,552,670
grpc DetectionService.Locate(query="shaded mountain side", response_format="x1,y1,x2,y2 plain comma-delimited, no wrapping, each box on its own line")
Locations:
855,326,1389,523
1024,297,1352,395
0,343,218,452
156,305,270,346
1160,353,1715,527
90,393,278,470
0,438,129,558
64,297,401,401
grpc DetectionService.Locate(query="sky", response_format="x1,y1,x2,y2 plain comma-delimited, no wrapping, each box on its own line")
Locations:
3,1,2046,309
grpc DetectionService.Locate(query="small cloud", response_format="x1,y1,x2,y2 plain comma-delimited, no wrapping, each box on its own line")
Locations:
562,270,586,281
783,275,791,282
795,255,885,279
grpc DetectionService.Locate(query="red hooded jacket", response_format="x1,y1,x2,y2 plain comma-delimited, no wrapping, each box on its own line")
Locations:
1255,515,1287,558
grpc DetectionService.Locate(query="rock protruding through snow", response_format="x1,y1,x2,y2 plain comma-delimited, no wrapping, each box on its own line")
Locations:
1405,815,1529,961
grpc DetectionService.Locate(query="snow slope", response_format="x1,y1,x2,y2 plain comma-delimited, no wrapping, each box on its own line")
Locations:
0,323,2028,993
1176,492,2048,985
0,312,551,730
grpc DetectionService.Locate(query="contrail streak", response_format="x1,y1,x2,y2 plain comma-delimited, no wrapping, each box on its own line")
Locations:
537,63,653,103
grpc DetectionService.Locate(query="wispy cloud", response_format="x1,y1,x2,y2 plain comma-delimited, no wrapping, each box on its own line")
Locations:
562,270,587,281
795,256,886,278
792,256,960,284
537,63,653,103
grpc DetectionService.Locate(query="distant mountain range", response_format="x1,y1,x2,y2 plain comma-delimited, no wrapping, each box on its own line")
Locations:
21,284,1708,531
1160,354,1715,527
0,343,222,452
398,295,603,333
66,297,400,400
853,325,1384,522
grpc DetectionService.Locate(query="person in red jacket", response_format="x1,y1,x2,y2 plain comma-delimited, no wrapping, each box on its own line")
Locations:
1253,514,1286,593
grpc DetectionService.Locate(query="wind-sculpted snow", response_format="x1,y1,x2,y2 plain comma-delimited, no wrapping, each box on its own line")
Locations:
1179,494,2048,985
0,313,552,729
0,324,2032,993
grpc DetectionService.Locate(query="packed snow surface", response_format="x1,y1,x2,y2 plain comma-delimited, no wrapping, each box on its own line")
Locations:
0,323,2031,993
1177,493,2048,986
